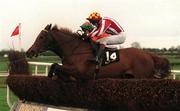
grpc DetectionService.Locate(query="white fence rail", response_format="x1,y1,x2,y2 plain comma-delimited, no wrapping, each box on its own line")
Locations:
171,70,180,80
28,62,62,76
1,61,180,79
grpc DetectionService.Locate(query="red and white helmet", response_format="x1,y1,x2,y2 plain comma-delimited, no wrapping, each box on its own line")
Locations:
87,12,102,21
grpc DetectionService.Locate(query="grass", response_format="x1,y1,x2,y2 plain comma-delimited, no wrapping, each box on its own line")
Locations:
0,77,6,87
27,56,61,63
0,86,18,111
0,76,17,111
0,57,9,72
0,87,10,111
172,65,180,70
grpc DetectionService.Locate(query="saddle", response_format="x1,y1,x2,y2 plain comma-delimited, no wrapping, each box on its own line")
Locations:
82,35,120,66
105,47,118,51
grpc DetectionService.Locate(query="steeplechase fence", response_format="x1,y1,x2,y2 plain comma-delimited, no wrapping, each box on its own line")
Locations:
0,61,180,111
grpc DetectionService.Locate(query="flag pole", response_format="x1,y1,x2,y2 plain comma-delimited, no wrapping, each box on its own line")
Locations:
11,40,15,50
18,23,22,51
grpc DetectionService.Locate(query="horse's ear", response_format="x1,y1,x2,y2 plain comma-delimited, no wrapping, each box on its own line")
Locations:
45,24,52,30
52,25,58,30
49,24,52,29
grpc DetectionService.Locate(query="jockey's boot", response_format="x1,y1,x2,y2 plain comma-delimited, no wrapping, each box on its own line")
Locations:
89,44,105,64
90,40,98,54
95,44,105,64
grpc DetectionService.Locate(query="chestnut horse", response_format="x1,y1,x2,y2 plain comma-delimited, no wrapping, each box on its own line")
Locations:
26,24,170,81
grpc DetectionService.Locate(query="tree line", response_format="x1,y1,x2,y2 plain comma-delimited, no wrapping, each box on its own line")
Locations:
131,42,180,55
0,50,57,56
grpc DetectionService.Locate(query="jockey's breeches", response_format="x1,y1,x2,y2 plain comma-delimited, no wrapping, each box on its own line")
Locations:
96,32,126,45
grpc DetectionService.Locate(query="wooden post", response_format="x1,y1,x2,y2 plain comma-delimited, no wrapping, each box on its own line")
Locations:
35,65,38,75
45,66,48,76
7,85,12,108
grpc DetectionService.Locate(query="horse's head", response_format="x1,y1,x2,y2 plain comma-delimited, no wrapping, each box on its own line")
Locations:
27,24,90,59
26,24,54,58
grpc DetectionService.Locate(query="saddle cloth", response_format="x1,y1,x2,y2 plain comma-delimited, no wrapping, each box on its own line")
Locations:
101,48,120,66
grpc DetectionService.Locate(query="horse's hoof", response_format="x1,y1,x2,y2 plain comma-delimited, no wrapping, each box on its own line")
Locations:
48,73,52,78
69,76,77,82
154,74,162,79
52,75,59,80
21,99,26,103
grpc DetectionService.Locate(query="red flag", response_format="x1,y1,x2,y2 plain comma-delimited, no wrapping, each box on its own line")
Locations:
11,25,20,37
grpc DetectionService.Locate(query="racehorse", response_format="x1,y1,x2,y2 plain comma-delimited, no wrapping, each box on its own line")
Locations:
26,24,170,81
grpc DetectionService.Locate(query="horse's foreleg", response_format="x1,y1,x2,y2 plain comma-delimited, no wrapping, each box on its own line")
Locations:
49,63,78,81
48,63,59,78
48,63,68,81
58,65,80,81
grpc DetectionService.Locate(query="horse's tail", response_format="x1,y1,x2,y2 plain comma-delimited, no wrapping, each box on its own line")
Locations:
148,52,171,78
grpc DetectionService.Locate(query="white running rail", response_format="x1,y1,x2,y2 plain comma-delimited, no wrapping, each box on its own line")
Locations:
171,70,180,80
28,62,62,76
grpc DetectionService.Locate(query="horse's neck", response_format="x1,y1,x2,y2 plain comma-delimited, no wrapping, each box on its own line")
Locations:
51,47,63,58
52,31,92,58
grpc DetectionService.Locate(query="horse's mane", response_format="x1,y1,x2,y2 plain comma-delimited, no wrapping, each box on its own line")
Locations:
51,25,79,38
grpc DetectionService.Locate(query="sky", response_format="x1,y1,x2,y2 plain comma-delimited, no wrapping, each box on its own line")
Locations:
0,0,180,51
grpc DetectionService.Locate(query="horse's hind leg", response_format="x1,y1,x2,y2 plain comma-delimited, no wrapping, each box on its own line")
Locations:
132,65,154,78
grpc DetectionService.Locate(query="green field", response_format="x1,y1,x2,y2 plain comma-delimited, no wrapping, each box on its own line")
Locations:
0,58,9,72
0,87,18,111
0,87,9,111
0,77,19,111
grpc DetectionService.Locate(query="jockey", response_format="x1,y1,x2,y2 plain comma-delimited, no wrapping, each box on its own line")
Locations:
80,22,99,54
85,12,126,64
